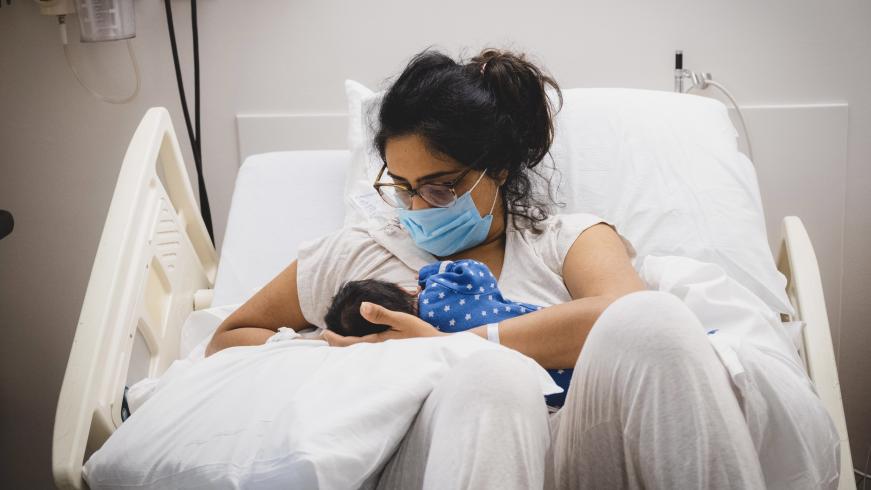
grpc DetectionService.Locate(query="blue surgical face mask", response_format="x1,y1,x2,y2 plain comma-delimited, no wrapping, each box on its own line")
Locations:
398,170,499,257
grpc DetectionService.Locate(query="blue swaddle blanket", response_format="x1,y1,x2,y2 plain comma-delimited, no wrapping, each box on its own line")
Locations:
417,259,572,407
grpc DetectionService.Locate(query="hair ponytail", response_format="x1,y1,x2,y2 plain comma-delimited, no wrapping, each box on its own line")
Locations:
470,49,562,170
375,47,563,230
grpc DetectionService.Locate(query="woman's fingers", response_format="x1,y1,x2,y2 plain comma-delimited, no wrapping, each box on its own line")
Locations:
322,330,359,346
322,329,384,347
325,302,438,347
360,301,445,339
359,301,400,327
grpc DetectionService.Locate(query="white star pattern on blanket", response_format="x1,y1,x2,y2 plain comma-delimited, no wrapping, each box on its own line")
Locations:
418,259,542,333
414,258,573,407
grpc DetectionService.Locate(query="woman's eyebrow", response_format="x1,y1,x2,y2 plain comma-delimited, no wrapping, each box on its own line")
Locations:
387,169,463,183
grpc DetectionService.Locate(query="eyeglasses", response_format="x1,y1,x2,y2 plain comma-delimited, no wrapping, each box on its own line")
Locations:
373,163,479,209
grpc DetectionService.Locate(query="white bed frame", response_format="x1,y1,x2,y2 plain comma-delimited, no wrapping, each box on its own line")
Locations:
51,107,855,489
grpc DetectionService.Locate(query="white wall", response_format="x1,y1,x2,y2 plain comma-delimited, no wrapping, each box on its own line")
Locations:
1,0,868,485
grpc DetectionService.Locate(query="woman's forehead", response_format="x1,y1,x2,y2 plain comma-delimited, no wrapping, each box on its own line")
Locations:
384,134,465,181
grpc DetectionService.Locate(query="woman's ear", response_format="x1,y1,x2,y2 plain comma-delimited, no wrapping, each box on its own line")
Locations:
495,169,509,186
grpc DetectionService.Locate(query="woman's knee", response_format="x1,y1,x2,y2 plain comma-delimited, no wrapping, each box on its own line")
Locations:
581,290,710,364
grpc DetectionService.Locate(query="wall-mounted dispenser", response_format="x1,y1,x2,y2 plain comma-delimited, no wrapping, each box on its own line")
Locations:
74,0,136,42
34,0,140,103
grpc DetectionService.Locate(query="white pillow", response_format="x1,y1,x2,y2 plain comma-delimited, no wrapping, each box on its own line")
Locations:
343,83,792,315
343,80,394,226
548,88,791,315
84,334,560,490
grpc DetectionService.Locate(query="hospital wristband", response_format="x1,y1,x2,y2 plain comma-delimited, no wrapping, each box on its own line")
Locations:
486,323,501,344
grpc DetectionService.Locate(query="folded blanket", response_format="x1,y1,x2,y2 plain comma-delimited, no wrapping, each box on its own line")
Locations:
84,332,559,490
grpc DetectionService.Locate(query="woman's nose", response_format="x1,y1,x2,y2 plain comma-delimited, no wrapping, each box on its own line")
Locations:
410,195,432,211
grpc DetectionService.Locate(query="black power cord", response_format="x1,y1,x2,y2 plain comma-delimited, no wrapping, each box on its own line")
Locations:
164,0,214,245
192,0,201,181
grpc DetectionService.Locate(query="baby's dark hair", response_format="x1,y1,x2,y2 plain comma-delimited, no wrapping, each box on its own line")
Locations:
324,279,418,337
374,47,563,231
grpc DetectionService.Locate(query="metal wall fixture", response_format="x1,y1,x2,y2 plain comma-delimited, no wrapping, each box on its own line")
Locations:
673,50,754,162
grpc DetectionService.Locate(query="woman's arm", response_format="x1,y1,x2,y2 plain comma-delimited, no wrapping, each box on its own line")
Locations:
467,223,645,369
205,260,313,357
321,223,644,369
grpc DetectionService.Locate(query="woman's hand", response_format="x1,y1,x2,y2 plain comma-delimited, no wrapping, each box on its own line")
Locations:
322,302,447,347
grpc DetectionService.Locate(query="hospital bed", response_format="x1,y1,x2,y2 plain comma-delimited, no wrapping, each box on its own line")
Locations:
52,98,855,489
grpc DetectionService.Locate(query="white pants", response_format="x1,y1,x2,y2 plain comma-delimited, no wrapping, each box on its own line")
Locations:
373,291,838,490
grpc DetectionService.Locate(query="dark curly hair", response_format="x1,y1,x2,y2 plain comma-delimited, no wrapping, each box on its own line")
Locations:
374,47,563,231
324,279,417,337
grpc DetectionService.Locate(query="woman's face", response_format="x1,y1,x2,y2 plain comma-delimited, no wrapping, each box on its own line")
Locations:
383,133,501,217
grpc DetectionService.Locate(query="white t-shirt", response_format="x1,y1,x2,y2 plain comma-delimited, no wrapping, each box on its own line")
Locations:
296,213,635,328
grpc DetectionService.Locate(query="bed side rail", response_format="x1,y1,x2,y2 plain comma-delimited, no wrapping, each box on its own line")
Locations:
776,216,854,489
52,107,218,489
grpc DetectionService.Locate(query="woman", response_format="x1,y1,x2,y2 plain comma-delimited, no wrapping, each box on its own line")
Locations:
205,49,787,489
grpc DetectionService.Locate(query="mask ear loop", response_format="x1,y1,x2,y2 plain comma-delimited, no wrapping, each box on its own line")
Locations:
467,168,488,192
466,168,499,216
487,186,499,216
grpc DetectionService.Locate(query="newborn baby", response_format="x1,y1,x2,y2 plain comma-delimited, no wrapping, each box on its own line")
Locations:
325,259,541,336
324,259,572,407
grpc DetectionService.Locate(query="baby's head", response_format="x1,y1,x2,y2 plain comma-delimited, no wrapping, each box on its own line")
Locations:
324,279,418,337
